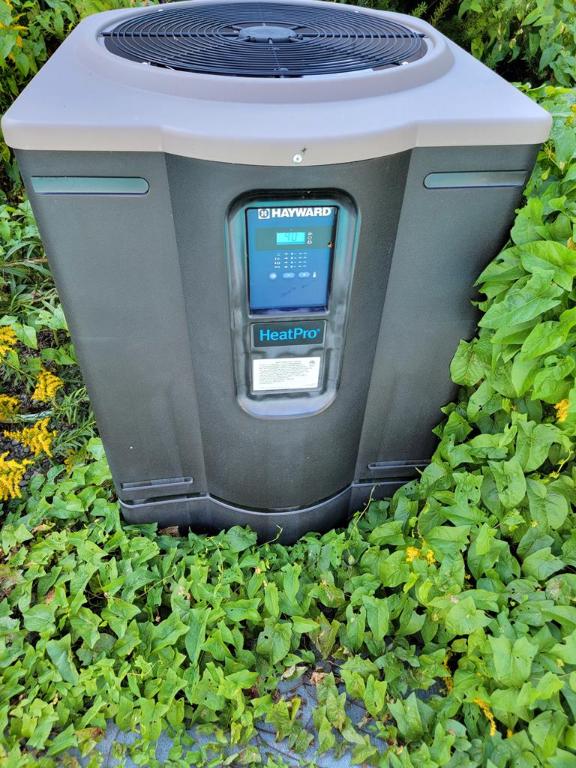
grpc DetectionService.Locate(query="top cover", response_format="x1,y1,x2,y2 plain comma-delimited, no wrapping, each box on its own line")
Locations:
2,0,551,166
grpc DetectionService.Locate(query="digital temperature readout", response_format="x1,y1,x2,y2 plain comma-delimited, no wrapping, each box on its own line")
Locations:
276,232,306,245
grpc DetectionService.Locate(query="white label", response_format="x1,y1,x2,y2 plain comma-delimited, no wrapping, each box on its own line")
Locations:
252,357,321,392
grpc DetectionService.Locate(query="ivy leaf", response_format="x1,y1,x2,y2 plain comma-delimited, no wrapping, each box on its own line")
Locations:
352,742,378,764
113,620,141,658
527,479,570,530
340,656,378,689
425,525,470,558
445,596,491,635
218,670,259,697
224,598,261,623
46,635,79,684
516,421,568,472
313,616,340,658
489,635,538,687
362,595,389,652
340,605,366,652
511,197,544,245
256,620,292,665
224,526,257,553
511,353,541,396
264,582,279,619
102,598,141,638
388,693,432,741
468,523,508,579
150,612,188,652
316,711,335,753
46,724,78,756
280,564,302,611
363,675,387,718
551,629,576,665
532,355,575,403
519,241,576,290
70,607,101,649
529,710,568,759
184,608,209,665
368,520,406,546
489,457,527,509
291,616,318,634
377,550,411,587
520,321,569,359
23,603,56,634
554,123,576,165
13,322,37,349
522,548,565,581
450,340,488,386
479,273,563,330
312,580,345,608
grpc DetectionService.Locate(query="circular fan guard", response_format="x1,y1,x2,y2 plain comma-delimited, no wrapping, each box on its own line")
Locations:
102,2,427,78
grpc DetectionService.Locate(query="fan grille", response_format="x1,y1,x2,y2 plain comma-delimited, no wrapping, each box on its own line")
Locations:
102,2,427,78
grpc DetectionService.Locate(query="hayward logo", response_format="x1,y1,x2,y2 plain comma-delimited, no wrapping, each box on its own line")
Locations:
257,207,333,219
253,320,325,348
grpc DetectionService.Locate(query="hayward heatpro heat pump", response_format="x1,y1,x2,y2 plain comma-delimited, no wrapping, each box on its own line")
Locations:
3,0,551,541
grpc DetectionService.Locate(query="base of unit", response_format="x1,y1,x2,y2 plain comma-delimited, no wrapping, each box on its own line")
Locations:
119,479,413,544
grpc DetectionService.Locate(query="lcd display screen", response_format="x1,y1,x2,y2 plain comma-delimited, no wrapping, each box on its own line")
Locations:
276,232,306,245
246,205,338,313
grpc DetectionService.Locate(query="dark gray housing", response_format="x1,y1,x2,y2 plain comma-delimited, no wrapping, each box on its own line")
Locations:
3,0,551,541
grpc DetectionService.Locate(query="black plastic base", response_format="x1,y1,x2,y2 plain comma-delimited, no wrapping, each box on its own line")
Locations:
119,480,408,544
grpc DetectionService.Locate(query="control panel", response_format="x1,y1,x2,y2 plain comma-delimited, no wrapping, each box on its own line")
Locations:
227,193,358,417
246,205,338,312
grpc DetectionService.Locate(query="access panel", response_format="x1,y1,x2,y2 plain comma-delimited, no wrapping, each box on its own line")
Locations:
246,204,338,312
227,194,358,418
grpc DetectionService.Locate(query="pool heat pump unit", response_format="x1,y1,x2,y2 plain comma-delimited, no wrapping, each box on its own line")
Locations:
3,0,551,541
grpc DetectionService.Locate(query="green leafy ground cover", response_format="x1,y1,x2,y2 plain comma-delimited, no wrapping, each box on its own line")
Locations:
0,85,575,766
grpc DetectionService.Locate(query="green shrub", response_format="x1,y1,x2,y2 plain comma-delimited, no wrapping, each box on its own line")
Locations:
0,0,153,192
452,0,576,86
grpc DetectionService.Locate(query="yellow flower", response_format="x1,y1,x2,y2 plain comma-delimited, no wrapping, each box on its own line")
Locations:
473,697,497,737
0,327,17,362
0,452,32,501
406,546,421,563
425,549,436,565
32,369,64,402
507,728,514,738
6,417,55,457
0,395,19,422
406,545,436,564
555,399,570,423
64,452,79,474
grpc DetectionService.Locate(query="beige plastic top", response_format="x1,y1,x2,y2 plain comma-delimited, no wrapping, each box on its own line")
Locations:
2,0,552,166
